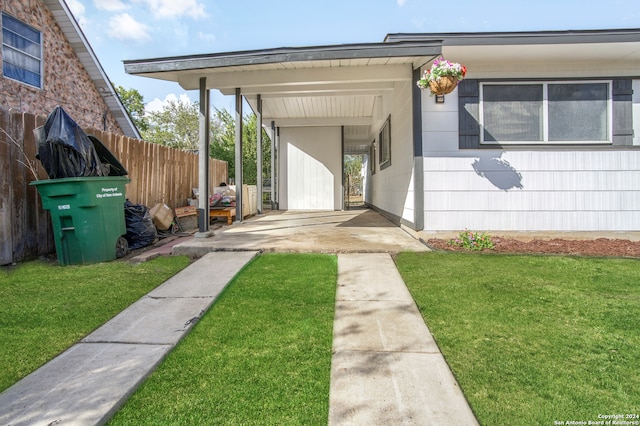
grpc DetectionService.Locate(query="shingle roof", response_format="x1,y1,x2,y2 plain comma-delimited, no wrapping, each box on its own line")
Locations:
42,0,141,139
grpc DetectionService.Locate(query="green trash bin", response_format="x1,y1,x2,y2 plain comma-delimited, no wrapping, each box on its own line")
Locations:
30,176,131,265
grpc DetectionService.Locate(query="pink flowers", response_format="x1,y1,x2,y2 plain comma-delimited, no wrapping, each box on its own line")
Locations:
416,57,467,92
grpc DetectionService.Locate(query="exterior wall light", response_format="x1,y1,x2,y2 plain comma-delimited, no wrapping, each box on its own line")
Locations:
435,94,445,104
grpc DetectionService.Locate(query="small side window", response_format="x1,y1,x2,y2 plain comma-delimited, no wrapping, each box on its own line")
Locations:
379,115,391,170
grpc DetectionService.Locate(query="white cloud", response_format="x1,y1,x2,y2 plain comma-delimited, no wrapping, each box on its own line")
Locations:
397,0,407,5
66,0,88,26
133,0,207,19
411,17,425,30
198,31,216,44
145,93,192,114
108,13,152,42
94,0,128,12
67,0,85,16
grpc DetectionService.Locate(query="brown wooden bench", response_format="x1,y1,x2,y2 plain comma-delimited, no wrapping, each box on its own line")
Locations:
209,207,236,225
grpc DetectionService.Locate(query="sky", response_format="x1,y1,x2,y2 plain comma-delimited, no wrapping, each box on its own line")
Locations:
66,0,639,114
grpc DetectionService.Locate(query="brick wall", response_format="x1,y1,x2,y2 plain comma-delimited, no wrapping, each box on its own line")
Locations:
0,0,123,134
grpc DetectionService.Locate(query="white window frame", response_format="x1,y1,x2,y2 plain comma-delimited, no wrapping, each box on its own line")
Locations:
1,13,43,89
378,115,391,170
479,80,613,145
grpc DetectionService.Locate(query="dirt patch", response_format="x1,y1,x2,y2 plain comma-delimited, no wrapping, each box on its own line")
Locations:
426,236,640,258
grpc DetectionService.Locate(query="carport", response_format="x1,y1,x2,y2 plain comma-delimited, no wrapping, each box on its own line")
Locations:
124,40,441,233
170,209,430,255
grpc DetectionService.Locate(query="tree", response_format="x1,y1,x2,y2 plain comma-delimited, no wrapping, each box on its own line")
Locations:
120,91,270,184
210,108,235,175
344,155,364,197
143,99,202,151
211,108,271,185
114,85,149,132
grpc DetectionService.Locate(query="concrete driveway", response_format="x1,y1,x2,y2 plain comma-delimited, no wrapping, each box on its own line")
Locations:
173,209,430,256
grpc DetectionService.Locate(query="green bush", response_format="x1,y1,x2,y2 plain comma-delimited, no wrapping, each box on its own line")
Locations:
448,229,495,251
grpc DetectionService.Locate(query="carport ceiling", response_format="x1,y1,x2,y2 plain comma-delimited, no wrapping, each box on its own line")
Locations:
124,41,441,129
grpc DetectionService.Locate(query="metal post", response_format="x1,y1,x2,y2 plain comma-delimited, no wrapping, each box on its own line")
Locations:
341,125,345,211
235,88,243,223
270,121,275,209
196,77,212,237
256,94,263,214
412,67,425,231
274,126,279,209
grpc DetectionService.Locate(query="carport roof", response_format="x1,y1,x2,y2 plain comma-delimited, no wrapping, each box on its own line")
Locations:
125,40,441,150
123,41,442,87
123,28,640,149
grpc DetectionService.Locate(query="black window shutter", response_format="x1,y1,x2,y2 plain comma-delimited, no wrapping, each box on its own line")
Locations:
458,79,480,149
612,79,633,146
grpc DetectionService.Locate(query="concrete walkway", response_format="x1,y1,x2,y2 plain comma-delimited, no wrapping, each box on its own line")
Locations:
0,251,258,426
0,210,478,425
329,253,478,425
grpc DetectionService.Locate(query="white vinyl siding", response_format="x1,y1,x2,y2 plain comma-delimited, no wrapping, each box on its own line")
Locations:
279,126,342,210
367,79,416,224
422,87,640,232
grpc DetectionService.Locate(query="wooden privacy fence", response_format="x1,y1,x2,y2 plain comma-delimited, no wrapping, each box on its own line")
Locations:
85,128,227,209
0,107,228,265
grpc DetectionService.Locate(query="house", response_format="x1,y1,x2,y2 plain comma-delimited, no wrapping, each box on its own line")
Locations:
1,0,139,138
1,0,141,266
124,29,640,234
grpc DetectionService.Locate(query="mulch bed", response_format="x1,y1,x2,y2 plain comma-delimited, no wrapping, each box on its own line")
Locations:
426,237,640,258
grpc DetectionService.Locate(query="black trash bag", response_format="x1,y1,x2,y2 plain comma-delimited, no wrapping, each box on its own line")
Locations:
124,200,157,250
35,106,105,178
88,135,128,177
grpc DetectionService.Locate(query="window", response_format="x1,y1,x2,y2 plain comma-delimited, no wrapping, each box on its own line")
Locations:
2,13,42,88
379,115,391,169
480,81,611,144
369,140,376,175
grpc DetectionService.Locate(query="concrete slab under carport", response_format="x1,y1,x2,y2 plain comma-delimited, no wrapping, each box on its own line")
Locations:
172,209,430,256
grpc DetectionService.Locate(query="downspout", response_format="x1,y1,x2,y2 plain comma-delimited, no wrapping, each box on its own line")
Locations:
235,88,243,223
256,95,263,214
196,77,212,237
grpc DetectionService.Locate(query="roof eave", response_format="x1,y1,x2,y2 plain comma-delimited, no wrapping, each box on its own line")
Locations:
384,28,640,46
124,41,442,76
43,0,141,139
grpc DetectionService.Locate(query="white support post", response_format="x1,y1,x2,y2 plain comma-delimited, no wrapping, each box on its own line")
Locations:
235,88,243,223
270,120,275,209
256,94,263,214
196,76,212,237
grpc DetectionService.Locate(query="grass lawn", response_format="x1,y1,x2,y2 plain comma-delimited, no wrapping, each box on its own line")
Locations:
109,253,337,425
395,252,640,425
0,256,190,392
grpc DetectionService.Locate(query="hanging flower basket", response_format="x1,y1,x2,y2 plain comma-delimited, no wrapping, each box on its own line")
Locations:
428,75,459,95
417,57,467,96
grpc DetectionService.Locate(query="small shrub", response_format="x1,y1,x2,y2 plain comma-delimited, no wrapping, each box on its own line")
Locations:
449,229,495,251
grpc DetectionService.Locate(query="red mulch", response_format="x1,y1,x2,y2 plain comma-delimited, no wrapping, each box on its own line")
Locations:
426,237,640,258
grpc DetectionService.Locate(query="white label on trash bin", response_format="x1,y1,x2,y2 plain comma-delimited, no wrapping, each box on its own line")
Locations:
58,204,71,210
96,187,123,199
